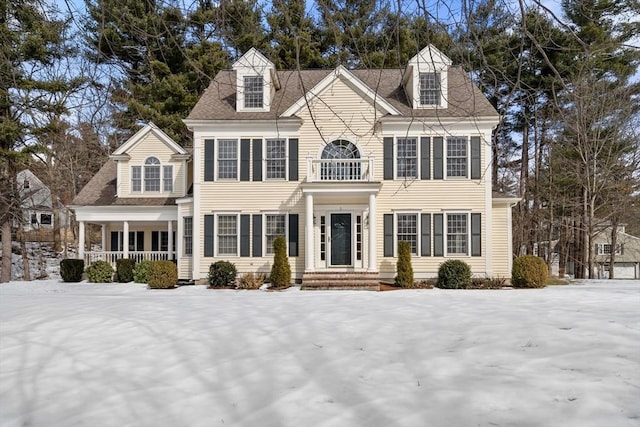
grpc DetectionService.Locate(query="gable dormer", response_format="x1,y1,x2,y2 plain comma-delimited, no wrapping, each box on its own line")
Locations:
403,44,451,110
232,48,279,113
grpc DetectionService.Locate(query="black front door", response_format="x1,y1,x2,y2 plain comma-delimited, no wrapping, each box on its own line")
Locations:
331,213,352,266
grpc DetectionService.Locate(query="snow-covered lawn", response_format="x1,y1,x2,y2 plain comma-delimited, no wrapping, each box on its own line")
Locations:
1,280,639,427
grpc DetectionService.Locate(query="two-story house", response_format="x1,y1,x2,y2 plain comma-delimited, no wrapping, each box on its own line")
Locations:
71,45,519,288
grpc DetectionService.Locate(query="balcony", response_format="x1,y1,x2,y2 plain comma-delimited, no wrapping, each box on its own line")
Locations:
307,158,374,182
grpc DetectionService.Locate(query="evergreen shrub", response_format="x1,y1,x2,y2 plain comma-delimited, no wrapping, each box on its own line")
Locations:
116,258,136,283
394,241,414,288
147,260,178,289
208,260,237,288
86,260,114,283
133,260,153,283
269,236,291,288
60,259,84,282
437,259,472,289
512,255,548,288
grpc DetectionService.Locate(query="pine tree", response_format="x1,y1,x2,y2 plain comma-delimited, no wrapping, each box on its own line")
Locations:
269,236,291,288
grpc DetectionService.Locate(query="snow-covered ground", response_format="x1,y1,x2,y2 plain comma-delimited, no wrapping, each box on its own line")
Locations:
1,280,638,427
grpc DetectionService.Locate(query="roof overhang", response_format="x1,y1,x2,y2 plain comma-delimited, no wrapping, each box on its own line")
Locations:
71,205,178,222
492,197,521,207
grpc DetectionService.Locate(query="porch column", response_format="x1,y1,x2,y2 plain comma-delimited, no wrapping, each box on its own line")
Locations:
368,193,377,271
123,221,129,258
168,220,174,260
78,221,85,260
101,225,106,251
305,193,314,271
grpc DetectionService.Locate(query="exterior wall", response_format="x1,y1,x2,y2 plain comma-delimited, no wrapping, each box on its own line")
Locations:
491,203,511,278
177,201,194,279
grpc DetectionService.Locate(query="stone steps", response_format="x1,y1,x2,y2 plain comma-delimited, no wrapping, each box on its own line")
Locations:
301,272,381,291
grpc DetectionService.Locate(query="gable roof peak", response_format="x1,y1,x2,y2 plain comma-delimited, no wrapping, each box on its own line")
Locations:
409,44,452,68
232,47,274,70
111,122,187,157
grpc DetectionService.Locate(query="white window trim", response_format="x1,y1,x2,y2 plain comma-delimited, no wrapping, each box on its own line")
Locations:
131,158,174,193
413,69,448,110
216,139,240,181
596,243,622,256
243,75,265,109
183,216,193,257
444,136,470,180
444,212,471,257
263,212,289,256
419,72,441,107
263,138,289,181
394,211,421,257
394,136,420,180
215,212,240,257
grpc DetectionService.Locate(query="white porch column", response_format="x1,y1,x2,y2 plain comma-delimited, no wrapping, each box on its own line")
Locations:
168,220,174,260
368,193,377,271
305,193,314,271
101,225,106,251
123,221,129,258
78,221,85,260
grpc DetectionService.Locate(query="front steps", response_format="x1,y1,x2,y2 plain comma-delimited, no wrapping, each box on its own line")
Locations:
301,271,381,291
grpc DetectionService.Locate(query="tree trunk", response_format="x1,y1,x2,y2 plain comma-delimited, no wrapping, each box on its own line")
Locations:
53,205,62,252
18,222,30,281
1,220,11,282
609,219,618,279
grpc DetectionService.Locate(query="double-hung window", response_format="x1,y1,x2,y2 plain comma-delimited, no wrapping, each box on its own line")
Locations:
218,215,238,256
447,213,468,255
183,217,193,256
163,165,173,192
131,166,142,192
596,243,622,255
218,139,238,179
397,138,418,179
266,139,286,179
397,213,418,254
447,137,467,178
265,214,286,255
244,76,263,108
419,72,440,106
144,157,161,191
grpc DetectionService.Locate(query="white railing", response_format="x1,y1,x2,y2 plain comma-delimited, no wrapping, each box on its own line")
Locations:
307,158,374,182
84,251,172,268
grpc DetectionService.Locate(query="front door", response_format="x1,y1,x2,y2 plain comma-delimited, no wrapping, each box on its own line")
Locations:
330,213,352,266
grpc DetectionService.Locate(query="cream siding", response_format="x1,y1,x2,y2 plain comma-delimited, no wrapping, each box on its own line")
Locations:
491,203,511,278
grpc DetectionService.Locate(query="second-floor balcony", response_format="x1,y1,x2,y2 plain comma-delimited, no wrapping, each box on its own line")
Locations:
307,158,374,182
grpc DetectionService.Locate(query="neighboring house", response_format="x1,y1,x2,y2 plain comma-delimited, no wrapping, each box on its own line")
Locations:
17,169,64,232
71,45,519,287
593,224,640,279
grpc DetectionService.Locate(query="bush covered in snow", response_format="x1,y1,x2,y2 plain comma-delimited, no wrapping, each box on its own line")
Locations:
116,258,136,283
133,260,153,283
147,261,177,289
60,259,84,282
208,260,237,288
512,255,548,288
86,260,114,283
437,259,472,289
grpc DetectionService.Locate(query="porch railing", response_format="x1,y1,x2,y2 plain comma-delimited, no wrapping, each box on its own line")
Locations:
84,251,171,269
307,158,374,182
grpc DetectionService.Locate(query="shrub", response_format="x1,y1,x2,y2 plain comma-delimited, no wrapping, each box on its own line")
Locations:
133,260,154,283
512,255,548,288
60,259,84,282
469,277,507,289
208,260,237,288
147,260,178,289
269,236,291,288
237,272,266,289
115,258,136,283
437,259,472,289
395,241,414,288
86,260,114,283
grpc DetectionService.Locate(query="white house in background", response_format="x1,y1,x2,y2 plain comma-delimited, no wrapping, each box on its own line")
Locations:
70,45,520,288
17,169,64,232
593,224,640,279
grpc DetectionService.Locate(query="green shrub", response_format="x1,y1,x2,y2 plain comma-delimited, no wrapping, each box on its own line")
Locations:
60,259,84,282
86,260,114,283
237,272,266,289
133,260,154,283
116,258,136,283
395,241,414,288
437,259,472,289
208,260,237,288
512,255,548,288
147,260,178,289
269,236,291,288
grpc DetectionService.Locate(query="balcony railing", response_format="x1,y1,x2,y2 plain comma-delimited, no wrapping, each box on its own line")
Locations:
84,251,172,269
307,158,374,182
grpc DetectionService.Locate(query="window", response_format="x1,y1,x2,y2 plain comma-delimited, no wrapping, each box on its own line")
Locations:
218,215,238,255
144,157,161,191
244,76,263,108
447,137,467,178
265,214,286,255
131,166,141,192
31,213,38,224
163,165,173,192
397,214,418,254
40,213,52,225
266,139,286,179
419,72,440,106
596,243,623,255
218,139,238,179
447,213,468,255
320,140,361,181
397,138,417,178
23,179,30,189
184,217,193,256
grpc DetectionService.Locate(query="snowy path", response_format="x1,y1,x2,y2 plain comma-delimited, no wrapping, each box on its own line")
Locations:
1,280,639,427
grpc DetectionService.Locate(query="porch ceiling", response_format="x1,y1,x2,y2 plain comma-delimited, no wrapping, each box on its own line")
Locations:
72,205,178,223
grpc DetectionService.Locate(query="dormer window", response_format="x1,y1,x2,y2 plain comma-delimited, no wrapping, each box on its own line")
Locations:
131,156,173,193
419,72,440,106
144,157,161,191
244,76,264,108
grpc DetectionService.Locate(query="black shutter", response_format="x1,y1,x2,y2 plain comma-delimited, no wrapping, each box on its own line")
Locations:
240,139,250,181
136,231,144,251
471,136,481,179
383,137,393,180
204,215,214,257
151,231,159,252
420,137,431,180
252,215,262,257
433,137,443,179
110,231,120,251
204,139,215,181
434,213,444,256
240,214,250,256
288,214,298,256
289,138,298,181
253,139,262,181
384,214,394,257
421,213,431,256
471,213,481,256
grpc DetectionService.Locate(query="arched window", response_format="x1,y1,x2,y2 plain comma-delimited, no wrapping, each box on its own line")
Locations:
320,140,361,180
144,157,161,191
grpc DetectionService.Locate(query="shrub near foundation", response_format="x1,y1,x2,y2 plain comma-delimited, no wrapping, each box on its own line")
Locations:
86,260,114,283
237,272,266,289
116,258,136,283
133,260,153,283
437,259,472,289
269,236,291,288
60,259,84,282
147,261,178,289
395,241,414,288
208,260,237,288
512,255,548,288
